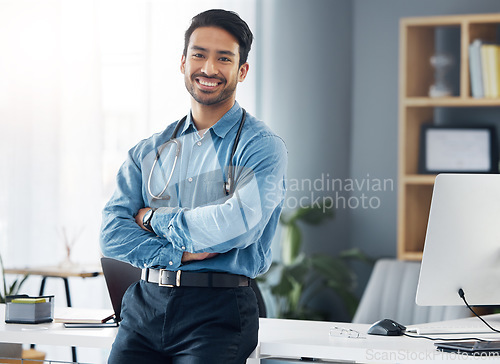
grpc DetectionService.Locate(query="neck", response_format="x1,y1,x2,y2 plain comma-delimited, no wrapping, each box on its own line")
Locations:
190,98,235,130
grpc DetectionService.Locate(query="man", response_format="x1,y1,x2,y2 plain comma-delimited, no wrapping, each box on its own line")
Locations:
100,9,287,364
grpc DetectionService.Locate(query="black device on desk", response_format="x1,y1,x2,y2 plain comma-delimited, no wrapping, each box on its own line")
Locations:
367,318,406,336
436,340,500,355
64,321,118,328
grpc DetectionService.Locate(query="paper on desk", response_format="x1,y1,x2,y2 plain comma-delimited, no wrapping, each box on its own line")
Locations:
406,326,493,335
54,307,115,324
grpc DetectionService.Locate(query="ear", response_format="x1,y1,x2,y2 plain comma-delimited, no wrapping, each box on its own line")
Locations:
238,63,249,82
180,54,186,74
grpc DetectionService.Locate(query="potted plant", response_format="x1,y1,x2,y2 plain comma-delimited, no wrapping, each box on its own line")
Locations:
0,252,31,360
258,204,372,320
0,253,28,303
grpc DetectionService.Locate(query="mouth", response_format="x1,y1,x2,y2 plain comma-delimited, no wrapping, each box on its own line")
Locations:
194,76,224,91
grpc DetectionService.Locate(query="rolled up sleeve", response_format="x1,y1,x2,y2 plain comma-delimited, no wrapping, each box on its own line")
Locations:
100,147,184,269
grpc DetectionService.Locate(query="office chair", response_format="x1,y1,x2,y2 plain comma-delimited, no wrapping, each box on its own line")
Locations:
352,258,469,325
100,257,142,321
250,279,267,318
100,257,267,319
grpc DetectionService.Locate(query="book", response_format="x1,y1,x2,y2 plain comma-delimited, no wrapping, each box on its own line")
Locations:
54,307,115,324
480,44,492,97
494,46,500,98
480,44,500,98
469,39,484,98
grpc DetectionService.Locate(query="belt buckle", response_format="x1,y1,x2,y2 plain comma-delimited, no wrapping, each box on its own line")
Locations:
159,269,181,287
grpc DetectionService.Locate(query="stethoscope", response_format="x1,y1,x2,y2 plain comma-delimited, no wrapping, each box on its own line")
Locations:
147,109,247,200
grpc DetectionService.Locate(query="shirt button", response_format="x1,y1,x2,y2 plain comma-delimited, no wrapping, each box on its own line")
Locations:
181,246,186,250
168,261,173,266
188,177,193,182
197,141,202,146
143,263,147,267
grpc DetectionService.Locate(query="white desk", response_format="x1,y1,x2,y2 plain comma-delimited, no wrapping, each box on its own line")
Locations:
254,316,500,363
0,306,116,349
3,305,500,363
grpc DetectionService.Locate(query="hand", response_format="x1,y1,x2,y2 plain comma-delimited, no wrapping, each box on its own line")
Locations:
135,209,218,262
135,207,151,231
181,252,219,263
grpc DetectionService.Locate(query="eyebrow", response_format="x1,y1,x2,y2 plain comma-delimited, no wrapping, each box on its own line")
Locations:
190,45,236,57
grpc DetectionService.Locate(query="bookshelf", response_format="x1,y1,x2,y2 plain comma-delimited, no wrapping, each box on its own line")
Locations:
398,13,500,260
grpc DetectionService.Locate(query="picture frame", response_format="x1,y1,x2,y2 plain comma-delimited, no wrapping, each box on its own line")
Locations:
418,125,499,174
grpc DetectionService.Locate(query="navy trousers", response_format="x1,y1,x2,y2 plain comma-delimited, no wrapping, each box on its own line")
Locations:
108,280,259,364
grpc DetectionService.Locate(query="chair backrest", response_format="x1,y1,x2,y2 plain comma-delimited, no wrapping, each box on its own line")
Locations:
352,258,469,325
250,279,267,318
100,257,142,321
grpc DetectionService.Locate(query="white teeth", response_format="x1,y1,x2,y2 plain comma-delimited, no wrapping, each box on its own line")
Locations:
199,80,218,87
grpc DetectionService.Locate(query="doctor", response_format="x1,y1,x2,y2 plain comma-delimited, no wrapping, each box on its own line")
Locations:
100,9,287,364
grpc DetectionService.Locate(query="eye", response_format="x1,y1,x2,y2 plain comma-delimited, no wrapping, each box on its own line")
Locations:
219,57,232,63
192,53,204,59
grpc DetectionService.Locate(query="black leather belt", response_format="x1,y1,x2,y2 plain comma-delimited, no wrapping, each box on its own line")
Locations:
141,268,250,288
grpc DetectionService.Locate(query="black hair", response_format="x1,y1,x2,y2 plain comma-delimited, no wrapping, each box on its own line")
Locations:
183,9,253,67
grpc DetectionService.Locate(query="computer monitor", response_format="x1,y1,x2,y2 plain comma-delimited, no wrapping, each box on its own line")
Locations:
416,173,500,307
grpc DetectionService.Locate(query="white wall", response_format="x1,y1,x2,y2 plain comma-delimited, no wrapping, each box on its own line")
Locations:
257,0,353,260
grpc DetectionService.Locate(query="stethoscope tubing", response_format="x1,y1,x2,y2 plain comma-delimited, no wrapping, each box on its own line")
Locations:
147,139,181,200
147,110,246,200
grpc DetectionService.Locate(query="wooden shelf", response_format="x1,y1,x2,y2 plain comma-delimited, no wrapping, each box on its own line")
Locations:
403,97,500,107
398,13,500,261
398,251,424,261
401,175,436,185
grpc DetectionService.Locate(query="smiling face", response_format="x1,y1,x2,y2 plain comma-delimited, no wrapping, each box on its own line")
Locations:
181,26,249,109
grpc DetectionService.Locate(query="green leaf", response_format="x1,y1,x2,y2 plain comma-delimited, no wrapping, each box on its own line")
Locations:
8,275,29,296
310,255,350,281
271,274,296,297
281,223,302,264
0,253,7,302
293,205,334,225
328,285,360,317
0,252,29,303
338,247,375,264
288,280,302,311
284,257,309,283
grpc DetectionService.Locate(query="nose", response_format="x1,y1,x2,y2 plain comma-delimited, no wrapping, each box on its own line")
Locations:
201,57,218,76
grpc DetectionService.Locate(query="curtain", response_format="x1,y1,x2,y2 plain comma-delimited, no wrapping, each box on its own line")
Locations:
1,1,256,361
0,0,101,267
0,0,256,269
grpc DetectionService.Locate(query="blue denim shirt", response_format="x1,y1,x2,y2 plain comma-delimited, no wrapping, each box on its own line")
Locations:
100,103,287,278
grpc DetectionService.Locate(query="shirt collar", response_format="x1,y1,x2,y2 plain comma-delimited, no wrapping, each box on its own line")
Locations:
180,102,243,139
